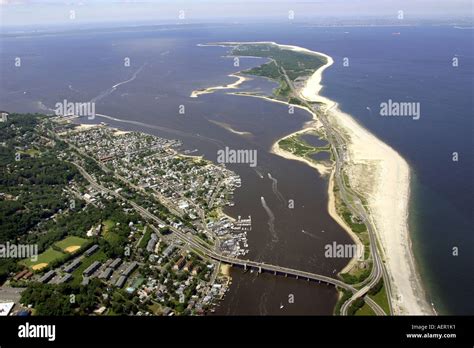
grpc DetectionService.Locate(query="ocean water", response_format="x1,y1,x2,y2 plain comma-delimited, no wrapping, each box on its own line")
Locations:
297,25,474,315
0,23,472,314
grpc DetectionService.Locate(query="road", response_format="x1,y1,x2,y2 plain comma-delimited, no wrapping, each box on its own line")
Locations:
279,62,389,315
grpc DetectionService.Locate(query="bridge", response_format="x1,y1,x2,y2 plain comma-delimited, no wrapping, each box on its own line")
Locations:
71,159,385,315
207,253,354,291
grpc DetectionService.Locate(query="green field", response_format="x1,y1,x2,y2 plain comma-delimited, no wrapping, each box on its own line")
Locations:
102,219,115,233
148,301,164,315
21,247,66,270
355,302,376,316
19,148,41,157
369,284,391,314
278,134,330,160
54,236,89,253
102,219,122,245
138,227,152,249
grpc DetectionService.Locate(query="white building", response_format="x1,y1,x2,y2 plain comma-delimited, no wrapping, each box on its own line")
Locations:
0,302,15,316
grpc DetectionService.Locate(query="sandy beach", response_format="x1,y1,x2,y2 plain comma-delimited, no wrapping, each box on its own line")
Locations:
190,73,249,98
208,119,253,136
291,44,433,315
270,129,331,176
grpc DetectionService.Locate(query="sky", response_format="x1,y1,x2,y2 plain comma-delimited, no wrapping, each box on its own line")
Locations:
0,0,472,28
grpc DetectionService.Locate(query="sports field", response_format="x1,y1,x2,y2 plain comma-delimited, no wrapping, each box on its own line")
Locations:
21,247,66,270
55,236,89,253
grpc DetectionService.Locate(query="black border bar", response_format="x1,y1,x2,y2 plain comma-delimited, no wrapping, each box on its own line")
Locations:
0,315,472,346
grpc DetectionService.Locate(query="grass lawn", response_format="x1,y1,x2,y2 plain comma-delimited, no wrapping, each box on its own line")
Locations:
148,301,163,315
102,220,115,234
278,134,330,160
54,236,89,253
20,148,41,157
103,220,121,244
105,231,120,245
370,284,391,314
138,227,152,249
355,302,375,316
21,247,66,270
71,249,107,286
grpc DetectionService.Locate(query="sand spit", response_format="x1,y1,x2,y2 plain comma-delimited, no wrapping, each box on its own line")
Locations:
199,41,433,315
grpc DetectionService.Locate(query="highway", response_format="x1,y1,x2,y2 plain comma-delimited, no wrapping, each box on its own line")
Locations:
279,63,389,315
316,98,389,316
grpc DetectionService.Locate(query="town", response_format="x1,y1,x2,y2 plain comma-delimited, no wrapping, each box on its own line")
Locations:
0,113,251,316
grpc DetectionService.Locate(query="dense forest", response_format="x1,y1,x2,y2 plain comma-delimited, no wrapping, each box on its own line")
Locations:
0,113,81,243
20,279,104,315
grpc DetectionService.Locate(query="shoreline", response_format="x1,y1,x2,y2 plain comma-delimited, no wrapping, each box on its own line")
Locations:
270,129,331,176
190,73,249,98
208,119,253,136
291,44,433,315
192,41,433,314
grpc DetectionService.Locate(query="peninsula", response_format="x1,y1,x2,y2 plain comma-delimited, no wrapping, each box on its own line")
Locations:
191,41,434,315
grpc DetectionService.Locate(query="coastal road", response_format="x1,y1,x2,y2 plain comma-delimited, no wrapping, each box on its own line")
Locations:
318,107,388,316
276,62,390,315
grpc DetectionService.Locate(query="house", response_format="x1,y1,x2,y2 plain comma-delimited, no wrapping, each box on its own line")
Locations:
162,245,175,258
103,259,113,269
183,261,193,272
93,306,107,315
110,258,122,269
173,257,186,271
86,225,101,237
162,307,173,316
64,259,82,273
57,273,72,284
178,201,189,210
13,269,29,281
0,302,14,316
38,270,56,284
191,266,201,276
99,268,113,280
123,261,137,277
115,275,127,288
0,112,8,123
146,233,158,252
84,244,99,257
83,261,101,277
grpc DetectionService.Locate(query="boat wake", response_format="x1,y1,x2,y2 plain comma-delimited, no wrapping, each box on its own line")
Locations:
301,229,321,240
254,168,264,179
94,113,224,146
260,196,278,243
267,173,285,205
91,63,147,103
